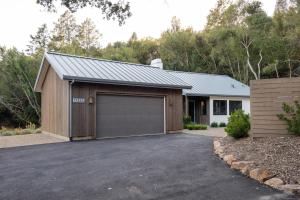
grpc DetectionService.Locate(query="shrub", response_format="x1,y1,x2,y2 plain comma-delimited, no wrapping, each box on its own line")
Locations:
219,122,226,127
210,122,218,128
186,123,208,130
26,122,36,130
0,130,15,136
183,116,192,124
277,101,300,136
225,109,250,139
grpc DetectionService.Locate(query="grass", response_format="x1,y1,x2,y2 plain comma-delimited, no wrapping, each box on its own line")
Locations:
0,126,42,136
185,123,208,130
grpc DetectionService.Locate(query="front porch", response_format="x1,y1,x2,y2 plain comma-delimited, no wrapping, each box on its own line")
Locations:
183,96,210,125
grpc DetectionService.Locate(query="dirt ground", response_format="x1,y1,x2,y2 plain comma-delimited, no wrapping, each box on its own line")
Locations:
218,136,300,184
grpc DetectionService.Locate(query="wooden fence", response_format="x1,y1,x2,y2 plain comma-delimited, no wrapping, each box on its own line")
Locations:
250,77,300,137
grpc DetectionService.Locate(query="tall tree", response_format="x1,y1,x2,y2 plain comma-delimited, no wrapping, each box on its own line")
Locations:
27,24,49,55
78,18,101,53
49,10,78,50
36,0,131,25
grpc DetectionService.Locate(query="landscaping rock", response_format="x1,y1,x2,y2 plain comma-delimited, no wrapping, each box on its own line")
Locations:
241,166,250,175
249,168,273,182
231,161,253,170
213,140,221,148
279,184,300,194
264,178,284,188
223,155,236,165
231,161,253,175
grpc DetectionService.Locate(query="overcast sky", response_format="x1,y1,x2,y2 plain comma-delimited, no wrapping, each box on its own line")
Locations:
0,0,276,51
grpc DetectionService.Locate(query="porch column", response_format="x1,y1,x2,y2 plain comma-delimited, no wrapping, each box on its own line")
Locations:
185,95,189,116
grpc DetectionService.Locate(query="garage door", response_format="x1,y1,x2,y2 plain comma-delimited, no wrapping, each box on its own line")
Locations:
96,94,165,138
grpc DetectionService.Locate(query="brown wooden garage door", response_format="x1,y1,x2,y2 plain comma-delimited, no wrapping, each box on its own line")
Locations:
96,94,165,138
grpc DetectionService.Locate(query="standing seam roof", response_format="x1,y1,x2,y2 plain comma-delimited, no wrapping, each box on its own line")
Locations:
38,52,192,90
168,71,250,97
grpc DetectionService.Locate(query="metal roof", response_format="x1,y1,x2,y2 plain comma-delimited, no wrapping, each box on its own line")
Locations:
168,71,250,97
34,52,191,91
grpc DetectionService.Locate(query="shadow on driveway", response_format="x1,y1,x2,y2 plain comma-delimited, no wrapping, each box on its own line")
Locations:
0,134,297,200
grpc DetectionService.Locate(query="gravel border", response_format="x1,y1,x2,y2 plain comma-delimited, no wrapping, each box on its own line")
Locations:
213,136,300,195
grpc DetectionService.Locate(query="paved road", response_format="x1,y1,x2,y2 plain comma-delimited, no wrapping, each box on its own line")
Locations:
0,134,297,200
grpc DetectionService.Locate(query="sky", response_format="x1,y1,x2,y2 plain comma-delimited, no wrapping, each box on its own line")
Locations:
0,0,276,51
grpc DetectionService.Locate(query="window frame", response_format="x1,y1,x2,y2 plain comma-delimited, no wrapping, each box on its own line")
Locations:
213,100,227,115
229,100,243,115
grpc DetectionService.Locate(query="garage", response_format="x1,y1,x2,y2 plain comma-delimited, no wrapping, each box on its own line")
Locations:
96,94,165,138
34,52,191,140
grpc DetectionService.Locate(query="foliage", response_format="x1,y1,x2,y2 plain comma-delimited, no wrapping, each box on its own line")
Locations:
210,122,219,128
183,115,192,128
36,0,131,25
0,126,41,136
225,109,250,139
1,1,300,127
186,123,208,130
277,101,300,135
0,49,41,126
219,122,227,127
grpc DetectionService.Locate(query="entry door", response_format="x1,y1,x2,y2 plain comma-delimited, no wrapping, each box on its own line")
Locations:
188,100,195,123
96,94,165,138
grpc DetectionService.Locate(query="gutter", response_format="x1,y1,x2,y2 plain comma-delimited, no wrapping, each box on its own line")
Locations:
69,79,75,141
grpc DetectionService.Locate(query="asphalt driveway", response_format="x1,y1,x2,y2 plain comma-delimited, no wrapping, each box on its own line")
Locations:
0,134,296,200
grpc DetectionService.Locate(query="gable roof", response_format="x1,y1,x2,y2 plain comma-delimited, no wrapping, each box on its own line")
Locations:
168,71,250,97
34,52,192,92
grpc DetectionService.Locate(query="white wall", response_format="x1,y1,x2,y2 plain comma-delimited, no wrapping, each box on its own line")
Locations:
209,96,250,125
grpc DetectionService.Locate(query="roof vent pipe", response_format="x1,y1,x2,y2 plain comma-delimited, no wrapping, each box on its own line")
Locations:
150,58,163,69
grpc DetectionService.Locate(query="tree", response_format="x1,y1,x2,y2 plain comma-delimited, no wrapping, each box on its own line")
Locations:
27,24,49,55
36,0,131,25
0,49,40,125
49,11,78,49
78,18,101,53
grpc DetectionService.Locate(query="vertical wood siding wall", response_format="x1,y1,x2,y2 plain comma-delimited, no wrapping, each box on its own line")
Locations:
41,67,69,137
250,77,300,137
71,83,183,138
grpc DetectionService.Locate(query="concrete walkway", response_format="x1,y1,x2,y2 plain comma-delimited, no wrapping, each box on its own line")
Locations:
0,133,65,148
183,127,226,137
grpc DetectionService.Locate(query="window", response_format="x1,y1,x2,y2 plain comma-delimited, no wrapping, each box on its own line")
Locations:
229,101,242,114
213,100,227,115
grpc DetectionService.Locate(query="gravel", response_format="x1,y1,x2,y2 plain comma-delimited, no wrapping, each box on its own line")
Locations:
218,136,300,184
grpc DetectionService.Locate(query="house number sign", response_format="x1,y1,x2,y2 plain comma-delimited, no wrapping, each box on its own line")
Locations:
73,97,85,103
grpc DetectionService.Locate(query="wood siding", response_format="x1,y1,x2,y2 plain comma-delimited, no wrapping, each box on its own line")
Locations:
250,77,300,137
71,83,183,138
41,66,69,137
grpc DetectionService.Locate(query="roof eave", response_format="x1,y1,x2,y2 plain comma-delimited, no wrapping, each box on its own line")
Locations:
63,75,192,90
184,92,250,98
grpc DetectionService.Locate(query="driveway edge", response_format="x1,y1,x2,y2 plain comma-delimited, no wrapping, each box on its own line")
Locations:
213,139,300,195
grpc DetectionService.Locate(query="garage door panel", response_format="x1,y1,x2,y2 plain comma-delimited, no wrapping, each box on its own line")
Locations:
96,95,164,138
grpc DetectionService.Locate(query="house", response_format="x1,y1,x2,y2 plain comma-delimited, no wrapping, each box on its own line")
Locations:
34,52,191,140
34,52,249,140
168,71,250,125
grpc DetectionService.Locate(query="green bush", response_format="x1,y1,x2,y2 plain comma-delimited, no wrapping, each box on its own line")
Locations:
0,130,15,136
210,122,218,128
225,109,250,139
219,122,226,127
183,116,192,124
0,126,41,136
186,123,208,130
277,101,300,136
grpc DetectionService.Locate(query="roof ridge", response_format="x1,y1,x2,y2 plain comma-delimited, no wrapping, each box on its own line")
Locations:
166,70,229,77
46,51,160,69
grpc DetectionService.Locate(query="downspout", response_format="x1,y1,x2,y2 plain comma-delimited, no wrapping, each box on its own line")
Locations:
69,79,75,141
